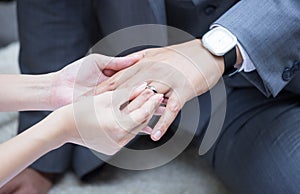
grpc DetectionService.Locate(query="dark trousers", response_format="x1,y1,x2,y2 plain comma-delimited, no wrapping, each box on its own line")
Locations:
203,85,300,194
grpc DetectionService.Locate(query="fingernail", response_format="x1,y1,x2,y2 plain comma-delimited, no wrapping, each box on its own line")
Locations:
136,82,148,92
156,94,164,99
153,130,162,140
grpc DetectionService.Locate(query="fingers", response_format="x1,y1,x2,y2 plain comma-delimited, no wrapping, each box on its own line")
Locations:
129,94,163,127
119,81,178,140
143,81,170,115
141,126,153,134
102,54,143,73
95,65,141,95
146,81,170,95
95,57,172,95
117,82,148,110
126,49,145,58
124,89,155,113
150,94,182,141
154,106,165,115
128,82,149,101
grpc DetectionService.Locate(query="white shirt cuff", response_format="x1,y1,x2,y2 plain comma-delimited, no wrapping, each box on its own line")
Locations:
210,24,256,72
237,42,256,72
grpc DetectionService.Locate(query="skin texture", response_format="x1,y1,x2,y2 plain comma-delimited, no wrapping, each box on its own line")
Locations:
0,54,163,188
96,39,242,141
95,40,220,141
0,54,143,111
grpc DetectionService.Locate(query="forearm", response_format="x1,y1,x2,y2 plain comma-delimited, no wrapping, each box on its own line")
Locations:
0,111,66,187
0,74,54,111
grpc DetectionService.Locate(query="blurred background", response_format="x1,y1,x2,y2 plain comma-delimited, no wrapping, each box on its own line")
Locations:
0,1,230,193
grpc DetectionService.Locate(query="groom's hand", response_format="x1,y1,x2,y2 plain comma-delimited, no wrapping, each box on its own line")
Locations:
95,39,225,141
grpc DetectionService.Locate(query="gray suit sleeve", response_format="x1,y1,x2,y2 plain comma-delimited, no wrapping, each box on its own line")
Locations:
215,0,300,97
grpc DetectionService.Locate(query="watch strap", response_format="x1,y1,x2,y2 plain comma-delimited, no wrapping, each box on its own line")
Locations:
223,47,237,75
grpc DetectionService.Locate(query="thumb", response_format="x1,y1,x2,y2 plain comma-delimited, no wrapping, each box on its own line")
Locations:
104,54,143,72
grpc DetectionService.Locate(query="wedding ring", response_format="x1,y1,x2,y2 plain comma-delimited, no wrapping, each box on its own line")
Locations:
146,85,158,94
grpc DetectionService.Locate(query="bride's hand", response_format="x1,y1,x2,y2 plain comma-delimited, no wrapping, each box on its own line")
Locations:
49,54,142,109
56,83,163,155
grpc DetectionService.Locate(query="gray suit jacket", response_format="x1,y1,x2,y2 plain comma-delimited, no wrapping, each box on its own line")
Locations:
215,0,300,97
149,0,300,97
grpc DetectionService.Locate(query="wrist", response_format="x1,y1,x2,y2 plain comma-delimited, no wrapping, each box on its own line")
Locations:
27,110,68,151
39,73,56,110
19,73,54,110
44,108,72,148
223,45,244,73
48,69,75,110
47,71,62,110
52,105,82,145
198,39,225,75
235,45,243,67
208,45,243,75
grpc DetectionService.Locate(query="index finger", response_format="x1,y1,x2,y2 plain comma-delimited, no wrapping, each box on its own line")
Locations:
95,64,140,95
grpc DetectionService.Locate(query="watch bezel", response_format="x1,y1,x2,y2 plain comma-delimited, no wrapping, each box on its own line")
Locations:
202,27,237,56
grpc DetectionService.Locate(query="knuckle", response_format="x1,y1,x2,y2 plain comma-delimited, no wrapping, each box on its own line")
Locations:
141,110,151,119
139,92,153,102
88,54,102,62
123,107,131,114
143,89,154,97
107,80,118,90
159,123,169,133
94,86,102,95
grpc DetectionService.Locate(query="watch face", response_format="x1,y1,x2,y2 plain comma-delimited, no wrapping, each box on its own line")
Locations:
202,27,237,56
